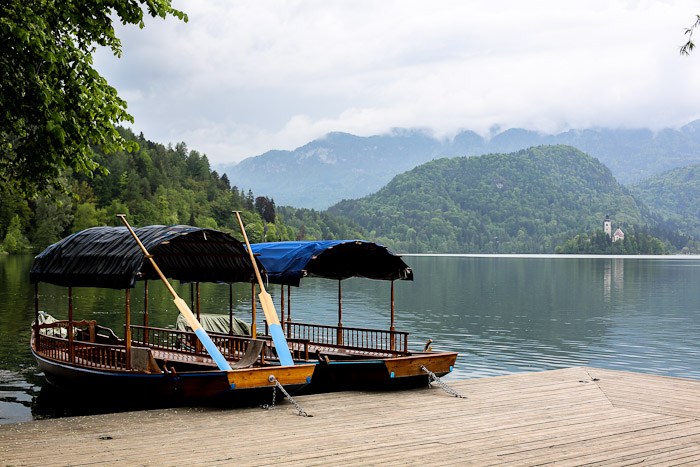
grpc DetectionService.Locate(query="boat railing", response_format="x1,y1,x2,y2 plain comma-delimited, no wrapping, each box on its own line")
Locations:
274,321,409,355
33,321,128,371
254,335,311,361
129,325,267,363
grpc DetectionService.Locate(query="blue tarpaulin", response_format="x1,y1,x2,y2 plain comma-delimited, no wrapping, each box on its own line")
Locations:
249,240,413,286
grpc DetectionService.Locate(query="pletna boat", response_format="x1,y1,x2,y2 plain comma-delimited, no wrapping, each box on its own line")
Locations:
248,240,459,392
29,223,315,405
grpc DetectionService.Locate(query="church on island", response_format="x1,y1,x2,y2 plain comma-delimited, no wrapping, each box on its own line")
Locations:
604,215,624,242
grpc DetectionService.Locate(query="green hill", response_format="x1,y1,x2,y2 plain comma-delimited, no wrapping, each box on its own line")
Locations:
328,145,645,253
630,164,700,239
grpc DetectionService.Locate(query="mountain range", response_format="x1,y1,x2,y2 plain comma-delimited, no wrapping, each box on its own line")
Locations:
218,121,700,210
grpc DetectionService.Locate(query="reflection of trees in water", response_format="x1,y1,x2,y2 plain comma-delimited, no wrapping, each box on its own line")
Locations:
397,256,616,346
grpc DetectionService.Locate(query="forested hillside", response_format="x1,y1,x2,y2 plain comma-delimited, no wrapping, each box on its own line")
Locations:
0,128,363,253
630,164,700,239
328,146,647,253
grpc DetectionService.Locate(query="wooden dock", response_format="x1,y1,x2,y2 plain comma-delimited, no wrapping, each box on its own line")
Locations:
2,367,700,466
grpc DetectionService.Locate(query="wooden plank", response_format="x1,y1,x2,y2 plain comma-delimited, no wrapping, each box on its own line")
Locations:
2,367,699,466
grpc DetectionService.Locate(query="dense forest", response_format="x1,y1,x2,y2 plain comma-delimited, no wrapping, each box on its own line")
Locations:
0,128,363,254
328,145,689,254
555,228,669,255
630,164,700,240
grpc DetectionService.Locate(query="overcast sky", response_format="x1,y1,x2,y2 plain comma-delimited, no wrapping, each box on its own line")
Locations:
94,1,700,165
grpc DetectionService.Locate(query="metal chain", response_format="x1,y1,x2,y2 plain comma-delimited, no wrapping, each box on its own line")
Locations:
421,365,466,398
262,386,277,410
263,375,311,417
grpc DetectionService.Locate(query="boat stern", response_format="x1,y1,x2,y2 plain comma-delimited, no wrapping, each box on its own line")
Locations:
226,364,315,391
383,352,458,380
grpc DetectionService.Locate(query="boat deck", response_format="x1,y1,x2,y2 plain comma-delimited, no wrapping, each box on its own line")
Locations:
2,367,700,466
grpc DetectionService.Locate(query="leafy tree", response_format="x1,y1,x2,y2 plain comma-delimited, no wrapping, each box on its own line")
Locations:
72,202,103,232
30,193,73,249
681,14,700,55
0,0,187,196
255,196,276,223
1,214,30,253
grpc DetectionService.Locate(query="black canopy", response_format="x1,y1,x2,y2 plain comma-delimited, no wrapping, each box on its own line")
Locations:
30,225,259,289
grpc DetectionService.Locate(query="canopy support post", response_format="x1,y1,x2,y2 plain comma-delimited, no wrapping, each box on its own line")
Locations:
68,287,74,363
390,280,396,351
286,285,292,336
337,280,343,346
34,283,39,347
251,283,257,338
279,284,285,333
195,282,202,352
143,280,149,344
125,288,131,370
196,282,201,320
229,283,234,335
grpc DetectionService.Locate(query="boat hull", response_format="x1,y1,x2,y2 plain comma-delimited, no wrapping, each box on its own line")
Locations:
301,351,458,393
33,348,314,406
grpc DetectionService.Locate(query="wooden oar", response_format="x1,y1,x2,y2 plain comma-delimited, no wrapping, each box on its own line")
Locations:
117,215,233,371
234,211,294,366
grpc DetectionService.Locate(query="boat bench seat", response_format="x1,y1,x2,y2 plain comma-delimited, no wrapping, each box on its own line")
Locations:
309,344,402,359
131,346,162,373
149,341,265,370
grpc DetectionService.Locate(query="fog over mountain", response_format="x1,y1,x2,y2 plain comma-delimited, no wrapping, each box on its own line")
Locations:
218,121,700,209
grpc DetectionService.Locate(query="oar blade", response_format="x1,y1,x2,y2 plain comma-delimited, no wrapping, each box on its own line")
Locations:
173,297,233,371
258,291,294,366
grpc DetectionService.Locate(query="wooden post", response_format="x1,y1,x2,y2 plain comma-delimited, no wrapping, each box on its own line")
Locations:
280,284,285,333
286,285,292,336
68,287,74,363
196,282,201,320
390,280,396,351
229,283,234,335
250,283,257,337
195,282,202,352
143,280,149,344
34,283,39,348
337,280,343,346
125,288,131,370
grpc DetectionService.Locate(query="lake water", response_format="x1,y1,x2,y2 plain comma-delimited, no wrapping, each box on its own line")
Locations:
1,254,699,424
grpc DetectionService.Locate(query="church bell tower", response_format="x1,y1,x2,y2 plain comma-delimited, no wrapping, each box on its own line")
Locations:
604,215,612,237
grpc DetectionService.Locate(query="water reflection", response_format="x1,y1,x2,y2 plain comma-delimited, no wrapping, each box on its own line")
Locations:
1,254,699,424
